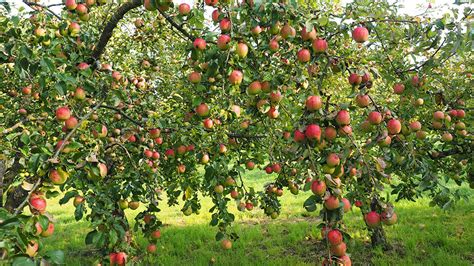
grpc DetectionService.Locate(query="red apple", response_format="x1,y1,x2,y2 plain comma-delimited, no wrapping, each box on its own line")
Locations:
219,18,231,32
356,94,370,107
326,153,340,167
306,95,322,111
196,103,210,117
236,42,248,58
368,111,382,125
327,229,342,245
393,83,405,94
269,39,279,52
247,81,261,95
387,119,401,134
301,26,317,41
311,180,326,196
55,106,71,121
305,124,321,141
147,244,157,253
217,34,231,50
65,0,77,10
312,39,328,53
297,49,311,63
178,3,191,15
352,26,369,43
151,230,161,239
330,242,347,256
341,198,351,213
221,239,232,250
336,110,350,125
348,73,362,85
324,126,337,141
193,38,206,50
294,129,305,142
229,70,243,85
324,195,340,210
203,118,214,129
365,211,381,228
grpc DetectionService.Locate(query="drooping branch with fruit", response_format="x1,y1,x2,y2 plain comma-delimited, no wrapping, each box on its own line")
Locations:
0,0,472,265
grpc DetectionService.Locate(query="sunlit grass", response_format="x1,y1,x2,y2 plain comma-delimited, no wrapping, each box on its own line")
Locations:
42,172,474,265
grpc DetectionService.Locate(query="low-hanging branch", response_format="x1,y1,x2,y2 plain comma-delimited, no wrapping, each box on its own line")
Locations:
23,0,62,20
91,0,143,61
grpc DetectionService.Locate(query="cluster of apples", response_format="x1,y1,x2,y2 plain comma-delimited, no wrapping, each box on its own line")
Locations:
25,192,55,257
321,228,351,266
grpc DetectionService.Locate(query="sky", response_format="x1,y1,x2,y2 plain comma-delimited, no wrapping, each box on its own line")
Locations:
10,0,468,16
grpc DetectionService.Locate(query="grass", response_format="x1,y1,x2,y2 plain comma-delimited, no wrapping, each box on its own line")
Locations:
42,171,474,265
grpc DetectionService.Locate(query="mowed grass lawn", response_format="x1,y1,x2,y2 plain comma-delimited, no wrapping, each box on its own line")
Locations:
43,170,474,265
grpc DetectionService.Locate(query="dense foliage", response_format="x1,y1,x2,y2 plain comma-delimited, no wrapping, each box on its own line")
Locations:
0,0,472,265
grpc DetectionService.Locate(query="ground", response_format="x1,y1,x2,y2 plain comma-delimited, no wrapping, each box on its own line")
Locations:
43,171,474,265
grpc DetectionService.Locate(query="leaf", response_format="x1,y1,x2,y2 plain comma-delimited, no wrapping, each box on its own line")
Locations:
59,191,77,205
215,231,225,241
74,202,84,221
303,196,318,212
12,256,35,266
44,250,65,264
38,215,50,231
85,230,97,245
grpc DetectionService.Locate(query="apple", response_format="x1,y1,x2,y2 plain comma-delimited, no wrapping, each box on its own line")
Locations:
65,0,77,10
230,189,239,199
201,153,210,164
49,168,68,185
65,116,78,130
336,110,350,125
352,26,369,43
324,126,337,141
34,222,42,236
217,34,231,50
269,91,282,103
214,184,224,194
219,144,227,154
306,95,322,111
212,9,220,22
76,3,88,15
327,229,342,245
271,163,281,173
393,83,405,94
30,197,46,212
368,111,382,125
151,230,161,239
265,166,273,174
98,163,108,177
41,222,54,237
267,107,279,119
196,103,210,117
341,198,351,213
74,87,86,100
221,239,232,250
387,119,401,134
381,211,398,225
147,244,157,253
269,39,279,52
294,130,305,142
297,49,311,63
441,132,453,142
203,118,214,129
348,73,362,85
301,26,317,41
324,195,340,210
188,71,201,84
177,145,187,155
409,121,421,131
229,70,243,85
246,161,255,170
312,39,328,53
433,111,444,121
245,202,254,211
56,106,71,121
219,18,231,32
178,3,190,15
26,241,39,257
355,94,370,108
456,109,465,118
205,0,218,6
330,242,347,256
416,130,427,140
247,81,261,95
128,201,140,210
311,180,326,196
115,252,127,266
305,124,321,141
177,164,186,173
73,195,84,207
68,22,80,36
193,38,206,50
365,211,381,228
326,153,340,167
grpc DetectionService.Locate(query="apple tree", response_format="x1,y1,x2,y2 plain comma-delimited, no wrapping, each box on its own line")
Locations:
0,0,472,265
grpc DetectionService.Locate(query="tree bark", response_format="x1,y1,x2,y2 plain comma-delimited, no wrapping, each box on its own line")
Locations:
370,226,391,250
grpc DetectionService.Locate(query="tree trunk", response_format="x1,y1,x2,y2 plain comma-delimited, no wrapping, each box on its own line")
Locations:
370,226,391,250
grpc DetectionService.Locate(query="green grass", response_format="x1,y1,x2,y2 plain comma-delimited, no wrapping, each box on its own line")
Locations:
42,171,474,265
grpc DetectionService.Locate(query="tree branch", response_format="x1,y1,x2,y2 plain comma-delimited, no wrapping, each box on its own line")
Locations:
91,0,143,61
99,105,144,128
23,1,62,20
158,9,195,41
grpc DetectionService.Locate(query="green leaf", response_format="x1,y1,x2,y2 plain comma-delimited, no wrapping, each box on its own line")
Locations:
38,215,50,230
85,230,97,245
74,202,84,221
303,195,318,212
12,256,35,266
59,191,77,205
215,231,225,241
44,250,65,264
